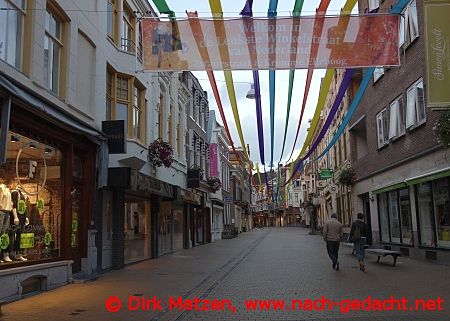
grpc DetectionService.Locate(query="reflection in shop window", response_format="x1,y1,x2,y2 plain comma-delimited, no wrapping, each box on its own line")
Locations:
0,132,62,264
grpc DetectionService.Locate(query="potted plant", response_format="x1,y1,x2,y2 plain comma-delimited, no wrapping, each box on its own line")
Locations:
433,111,450,148
206,176,222,192
338,167,356,186
148,139,174,168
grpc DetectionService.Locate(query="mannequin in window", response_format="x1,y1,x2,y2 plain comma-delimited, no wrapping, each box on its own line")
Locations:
0,184,12,262
10,188,29,261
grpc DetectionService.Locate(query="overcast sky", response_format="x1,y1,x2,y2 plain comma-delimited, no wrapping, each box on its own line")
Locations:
161,1,358,168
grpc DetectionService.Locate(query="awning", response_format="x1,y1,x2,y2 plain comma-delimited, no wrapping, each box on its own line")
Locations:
0,74,105,141
0,73,108,187
406,168,450,186
372,167,450,195
372,182,407,195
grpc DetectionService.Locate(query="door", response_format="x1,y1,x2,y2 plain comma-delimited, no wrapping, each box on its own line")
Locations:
102,191,113,270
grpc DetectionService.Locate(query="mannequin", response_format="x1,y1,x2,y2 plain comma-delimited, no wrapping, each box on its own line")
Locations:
0,184,12,262
10,188,29,261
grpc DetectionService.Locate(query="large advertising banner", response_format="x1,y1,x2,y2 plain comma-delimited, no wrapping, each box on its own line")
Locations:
142,15,400,71
209,144,219,177
425,1,450,109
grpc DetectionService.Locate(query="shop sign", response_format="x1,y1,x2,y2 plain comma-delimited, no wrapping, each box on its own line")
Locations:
20,233,35,249
187,169,201,188
43,232,52,246
17,200,27,214
37,198,45,214
224,195,233,203
183,190,201,205
0,233,9,250
130,170,173,198
425,1,450,109
102,120,126,154
319,169,333,180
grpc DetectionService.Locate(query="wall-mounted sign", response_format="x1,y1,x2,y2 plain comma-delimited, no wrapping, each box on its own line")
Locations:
102,120,126,154
187,169,201,188
425,1,450,109
319,169,333,180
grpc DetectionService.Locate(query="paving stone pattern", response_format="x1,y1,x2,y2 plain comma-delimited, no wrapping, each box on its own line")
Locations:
2,228,450,321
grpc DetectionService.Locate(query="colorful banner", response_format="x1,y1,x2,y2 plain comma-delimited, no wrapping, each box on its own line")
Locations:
209,143,219,177
425,1,450,109
142,15,400,71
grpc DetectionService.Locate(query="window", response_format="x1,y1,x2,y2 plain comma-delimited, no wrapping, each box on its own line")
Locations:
388,95,405,140
368,0,379,11
377,188,412,245
0,0,25,69
295,193,298,203
137,23,143,62
376,108,389,148
44,8,62,94
373,67,384,83
158,88,165,140
121,3,135,52
406,79,425,128
106,67,146,142
176,110,182,156
168,103,173,147
416,177,450,248
400,0,419,48
107,0,117,41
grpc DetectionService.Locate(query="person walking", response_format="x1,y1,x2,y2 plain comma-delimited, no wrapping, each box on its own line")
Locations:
350,213,372,271
323,213,343,271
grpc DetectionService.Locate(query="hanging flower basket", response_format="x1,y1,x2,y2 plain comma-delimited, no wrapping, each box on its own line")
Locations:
207,176,222,192
338,167,356,186
148,139,174,168
433,111,450,148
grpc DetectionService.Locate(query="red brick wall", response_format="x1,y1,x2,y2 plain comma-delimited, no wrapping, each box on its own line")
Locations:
351,0,441,180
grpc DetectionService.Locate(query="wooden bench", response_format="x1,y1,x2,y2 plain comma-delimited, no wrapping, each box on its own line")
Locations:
366,248,401,267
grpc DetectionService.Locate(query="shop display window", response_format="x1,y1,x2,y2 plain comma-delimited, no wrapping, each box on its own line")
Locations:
0,132,62,265
124,200,150,264
433,178,450,248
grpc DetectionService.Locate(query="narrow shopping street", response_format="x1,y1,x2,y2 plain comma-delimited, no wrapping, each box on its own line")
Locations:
3,227,449,321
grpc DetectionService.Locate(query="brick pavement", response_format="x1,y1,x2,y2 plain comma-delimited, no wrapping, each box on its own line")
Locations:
2,227,450,321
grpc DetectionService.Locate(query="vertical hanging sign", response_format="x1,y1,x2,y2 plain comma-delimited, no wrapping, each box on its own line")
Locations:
425,0,450,109
209,143,219,177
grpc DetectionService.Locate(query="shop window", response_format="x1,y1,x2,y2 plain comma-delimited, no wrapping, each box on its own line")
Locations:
121,3,135,53
44,5,64,95
406,78,425,129
376,108,389,149
0,132,62,265
106,66,146,143
433,178,450,248
377,188,412,245
416,182,436,247
124,201,150,263
388,95,405,140
0,0,25,69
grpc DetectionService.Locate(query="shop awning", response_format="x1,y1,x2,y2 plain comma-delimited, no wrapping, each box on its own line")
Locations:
0,73,108,187
405,168,450,186
372,182,407,195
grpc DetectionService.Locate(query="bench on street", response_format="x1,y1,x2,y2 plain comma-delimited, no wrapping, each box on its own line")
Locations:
366,248,402,267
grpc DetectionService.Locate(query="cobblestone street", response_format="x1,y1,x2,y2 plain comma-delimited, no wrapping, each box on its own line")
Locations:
3,228,450,321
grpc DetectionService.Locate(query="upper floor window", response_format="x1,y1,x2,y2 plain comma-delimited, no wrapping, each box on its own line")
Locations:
158,87,166,140
373,67,384,83
107,0,118,42
0,0,25,69
406,78,425,129
388,95,405,140
376,108,389,149
121,3,135,53
368,0,379,11
399,0,419,48
106,66,146,143
44,7,62,95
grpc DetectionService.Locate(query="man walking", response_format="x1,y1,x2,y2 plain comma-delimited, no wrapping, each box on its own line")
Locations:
350,213,372,272
323,213,343,270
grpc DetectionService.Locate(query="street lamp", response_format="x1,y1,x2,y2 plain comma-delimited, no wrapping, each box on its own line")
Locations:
246,83,255,99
